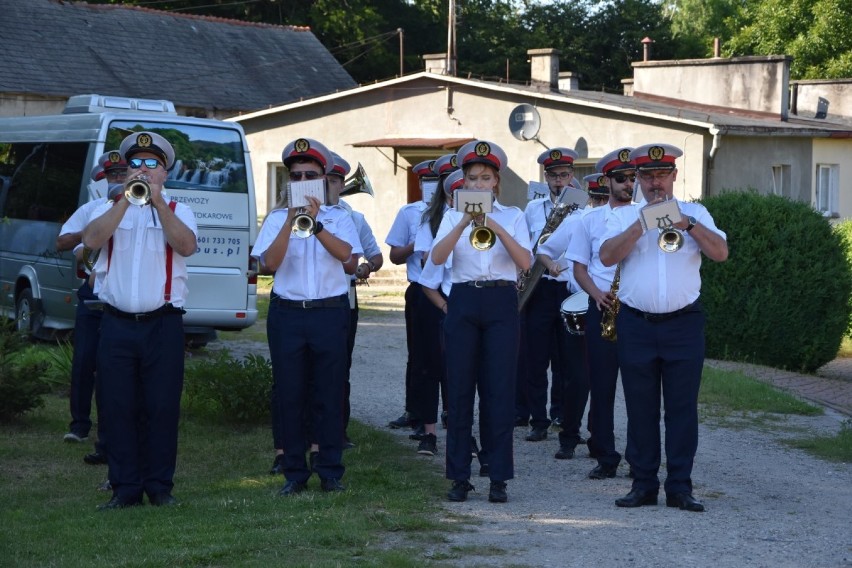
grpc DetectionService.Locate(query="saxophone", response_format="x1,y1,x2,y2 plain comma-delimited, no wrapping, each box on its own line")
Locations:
517,198,577,312
600,263,621,342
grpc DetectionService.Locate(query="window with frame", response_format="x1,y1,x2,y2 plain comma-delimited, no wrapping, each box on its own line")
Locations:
771,164,791,197
815,164,839,217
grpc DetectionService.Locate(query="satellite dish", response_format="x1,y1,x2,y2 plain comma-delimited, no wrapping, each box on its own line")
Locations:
509,104,541,141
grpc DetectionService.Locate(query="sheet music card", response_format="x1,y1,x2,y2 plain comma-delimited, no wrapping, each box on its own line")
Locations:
421,180,438,204
455,189,493,216
287,179,326,209
527,181,548,201
559,186,589,212
639,199,682,232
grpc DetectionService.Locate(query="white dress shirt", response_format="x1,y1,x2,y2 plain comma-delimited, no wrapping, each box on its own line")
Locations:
434,200,532,284
385,201,427,282
536,209,583,293
564,203,636,292
90,198,198,312
338,199,381,282
253,206,362,301
601,200,726,313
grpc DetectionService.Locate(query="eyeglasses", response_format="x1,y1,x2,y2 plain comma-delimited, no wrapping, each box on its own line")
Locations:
545,170,573,180
609,173,636,184
290,171,322,181
128,158,162,169
638,170,674,182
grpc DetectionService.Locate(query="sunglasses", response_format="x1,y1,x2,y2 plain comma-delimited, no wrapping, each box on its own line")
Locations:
128,158,162,169
290,171,322,181
609,173,636,184
545,170,573,180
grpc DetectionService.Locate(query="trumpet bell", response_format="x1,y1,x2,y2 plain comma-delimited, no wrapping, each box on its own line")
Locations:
340,163,374,197
292,212,315,238
124,177,151,206
658,228,684,253
470,225,496,251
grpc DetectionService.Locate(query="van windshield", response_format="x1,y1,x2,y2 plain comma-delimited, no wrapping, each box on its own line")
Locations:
108,121,248,194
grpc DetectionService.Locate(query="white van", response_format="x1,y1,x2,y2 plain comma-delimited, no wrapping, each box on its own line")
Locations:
0,94,258,343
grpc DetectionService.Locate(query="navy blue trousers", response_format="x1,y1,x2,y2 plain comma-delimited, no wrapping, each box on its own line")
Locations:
557,329,589,448
402,282,423,419
410,289,444,425
267,295,349,483
345,285,358,433
68,282,104,451
585,300,625,468
617,303,705,495
444,285,518,482
521,279,568,429
97,311,184,502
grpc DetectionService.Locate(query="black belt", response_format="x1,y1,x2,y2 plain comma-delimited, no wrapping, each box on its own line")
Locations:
461,279,515,288
623,301,698,323
103,303,184,322
271,293,348,309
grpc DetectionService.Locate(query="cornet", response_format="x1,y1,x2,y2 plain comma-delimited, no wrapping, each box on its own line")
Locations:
124,175,151,205
469,216,496,251
292,209,315,238
658,227,684,252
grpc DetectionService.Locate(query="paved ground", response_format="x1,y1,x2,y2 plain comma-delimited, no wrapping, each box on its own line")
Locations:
707,357,852,417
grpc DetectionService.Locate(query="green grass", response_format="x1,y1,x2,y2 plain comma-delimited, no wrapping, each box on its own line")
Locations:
837,336,852,358
699,367,823,416
785,420,852,462
0,396,465,568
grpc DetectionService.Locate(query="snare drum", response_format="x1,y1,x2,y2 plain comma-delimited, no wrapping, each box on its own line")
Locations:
560,291,589,335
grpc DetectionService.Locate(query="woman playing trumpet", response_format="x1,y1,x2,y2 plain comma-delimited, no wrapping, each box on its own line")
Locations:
430,140,532,504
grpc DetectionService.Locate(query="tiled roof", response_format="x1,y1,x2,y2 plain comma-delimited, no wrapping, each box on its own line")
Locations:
0,0,356,113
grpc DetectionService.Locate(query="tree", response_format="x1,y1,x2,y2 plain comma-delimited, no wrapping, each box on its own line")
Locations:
662,0,740,58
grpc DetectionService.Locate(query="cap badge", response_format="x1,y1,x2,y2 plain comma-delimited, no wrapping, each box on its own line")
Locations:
618,149,631,163
450,155,458,167
474,142,491,157
428,160,436,171
597,176,607,186
550,149,562,161
136,133,152,148
648,146,665,161
108,151,122,164
294,138,310,153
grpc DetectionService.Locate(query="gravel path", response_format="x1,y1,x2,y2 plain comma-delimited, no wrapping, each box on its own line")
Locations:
213,289,852,568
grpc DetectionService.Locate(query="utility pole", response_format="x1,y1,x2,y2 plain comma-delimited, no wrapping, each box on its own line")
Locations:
447,0,456,76
398,28,404,76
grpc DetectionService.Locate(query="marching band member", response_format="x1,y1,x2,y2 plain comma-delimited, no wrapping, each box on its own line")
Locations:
384,161,436,432
254,138,362,496
431,140,532,504
564,149,636,480
599,143,727,512
517,148,579,441
83,132,197,509
328,152,383,448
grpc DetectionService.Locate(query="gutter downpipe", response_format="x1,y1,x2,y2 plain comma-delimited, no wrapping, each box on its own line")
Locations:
707,126,725,196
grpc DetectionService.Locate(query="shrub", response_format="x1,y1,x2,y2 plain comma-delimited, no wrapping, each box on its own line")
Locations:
700,191,852,372
183,350,272,424
0,320,50,421
833,219,852,337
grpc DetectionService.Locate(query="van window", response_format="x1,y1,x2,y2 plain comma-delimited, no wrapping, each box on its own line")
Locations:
0,142,87,223
107,121,248,194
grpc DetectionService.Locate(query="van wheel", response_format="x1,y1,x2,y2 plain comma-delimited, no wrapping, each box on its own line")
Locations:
15,288,40,335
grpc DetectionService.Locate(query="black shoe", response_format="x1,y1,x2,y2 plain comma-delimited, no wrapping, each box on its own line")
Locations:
488,481,508,503
615,488,659,508
417,433,438,456
270,454,285,475
588,464,618,479
97,496,141,510
525,427,548,442
666,492,705,512
551,417,562,429
388,412,413,429
447,479,475,502
320,478,345,492
408,424,426,441
514,416,529,427
478,463,490,477
577,436,588,445
343,437,356,449
441,410,448,429
554,445,575,460
63,431,88,443
308,451,318,473
149,493,178,507
83,451,108,465
278,480,308,496
97,480,112,492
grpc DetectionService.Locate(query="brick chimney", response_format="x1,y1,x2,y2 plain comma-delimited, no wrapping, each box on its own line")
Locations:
528,48,560,91
423,53,449,75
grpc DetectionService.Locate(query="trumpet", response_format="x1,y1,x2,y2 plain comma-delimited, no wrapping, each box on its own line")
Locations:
81,247,99,273
124,175,151,205
292,208,315,238
469,216,496,251
658,227,684,253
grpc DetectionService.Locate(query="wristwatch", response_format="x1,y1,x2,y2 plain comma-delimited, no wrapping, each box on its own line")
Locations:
685,216,697,232
314,221,324,235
